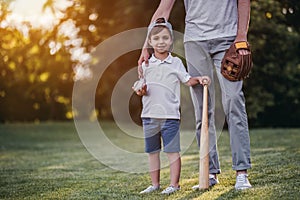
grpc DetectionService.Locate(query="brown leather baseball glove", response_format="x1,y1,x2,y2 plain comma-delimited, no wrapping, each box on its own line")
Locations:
221,41,253,81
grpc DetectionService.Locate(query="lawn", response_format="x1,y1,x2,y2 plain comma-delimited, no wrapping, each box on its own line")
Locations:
0,122,299,200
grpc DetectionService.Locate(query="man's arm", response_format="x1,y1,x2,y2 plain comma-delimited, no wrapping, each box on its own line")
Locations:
150,0,176,23
235,0,251,42
235,0,251,55
137,0,176,77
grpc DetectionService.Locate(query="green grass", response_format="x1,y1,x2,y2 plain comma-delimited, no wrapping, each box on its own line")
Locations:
0,122,299,200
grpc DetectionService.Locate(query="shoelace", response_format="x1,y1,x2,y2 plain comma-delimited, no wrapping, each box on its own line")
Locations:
209,174,215,179
237,174,248,183
166,186,179,191
166,186,175,192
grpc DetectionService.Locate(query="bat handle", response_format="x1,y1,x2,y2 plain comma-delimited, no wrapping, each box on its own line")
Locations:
202,78,209,86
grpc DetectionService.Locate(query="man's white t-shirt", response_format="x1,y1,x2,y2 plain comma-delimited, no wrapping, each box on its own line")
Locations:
141,54,191,119
183,0,238,42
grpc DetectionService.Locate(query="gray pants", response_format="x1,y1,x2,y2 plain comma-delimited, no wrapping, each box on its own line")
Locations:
184,38,251,173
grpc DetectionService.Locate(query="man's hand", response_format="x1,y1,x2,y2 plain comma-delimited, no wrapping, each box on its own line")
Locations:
137,47,150,78
235,39,250,55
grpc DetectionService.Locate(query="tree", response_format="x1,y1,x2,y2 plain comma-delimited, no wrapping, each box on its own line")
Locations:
0,0,299,127
246,0,300,127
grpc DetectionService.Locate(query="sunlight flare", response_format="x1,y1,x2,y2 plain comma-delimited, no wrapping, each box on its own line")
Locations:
7,0,73,30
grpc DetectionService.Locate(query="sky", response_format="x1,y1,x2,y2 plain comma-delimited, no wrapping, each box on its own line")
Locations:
3,0,93,81
7,0,72,29
9,0,46,16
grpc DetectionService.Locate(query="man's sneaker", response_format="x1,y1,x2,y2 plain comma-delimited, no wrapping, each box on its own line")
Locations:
139,185,160,194
161,185,180,195
192,174,219,190
235,174,252,190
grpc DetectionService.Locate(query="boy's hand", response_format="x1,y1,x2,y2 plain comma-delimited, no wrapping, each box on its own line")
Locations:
199,76,211,85
134,84,147,96
132,78,147,96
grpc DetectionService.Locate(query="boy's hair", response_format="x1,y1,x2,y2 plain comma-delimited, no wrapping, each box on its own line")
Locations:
147,17,173,38
148,25,172,40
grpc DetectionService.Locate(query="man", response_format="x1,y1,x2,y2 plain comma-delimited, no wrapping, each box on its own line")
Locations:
138,0,252,190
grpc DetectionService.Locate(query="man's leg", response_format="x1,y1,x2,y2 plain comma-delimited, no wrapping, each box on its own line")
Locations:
211,38,252,189
184,41,221,175
213,51,251,172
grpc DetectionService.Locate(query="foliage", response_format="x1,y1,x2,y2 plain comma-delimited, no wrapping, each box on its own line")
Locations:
0,0,299,127
0,0,98,121
0,122,299,199
246,0,300,127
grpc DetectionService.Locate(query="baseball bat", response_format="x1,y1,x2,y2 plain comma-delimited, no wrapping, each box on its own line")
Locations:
199,79,209,189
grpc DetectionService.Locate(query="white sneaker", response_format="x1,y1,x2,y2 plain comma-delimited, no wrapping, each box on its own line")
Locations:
235,174,252,190
192,174,219,190
161,185,180,195
139,185,160,194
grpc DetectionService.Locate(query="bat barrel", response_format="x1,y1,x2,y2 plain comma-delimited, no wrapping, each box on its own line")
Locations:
199,84,209,189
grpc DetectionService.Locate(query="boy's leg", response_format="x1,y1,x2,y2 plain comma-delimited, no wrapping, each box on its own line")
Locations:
148,152,160,187
160,119,181,188
142,118,162,188
166,152,181,188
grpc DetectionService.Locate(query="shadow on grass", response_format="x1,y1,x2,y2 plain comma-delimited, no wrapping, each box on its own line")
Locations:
177,189,214,200
214,188,246,200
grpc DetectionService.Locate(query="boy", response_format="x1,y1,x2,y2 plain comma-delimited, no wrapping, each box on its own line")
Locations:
133,18,210,195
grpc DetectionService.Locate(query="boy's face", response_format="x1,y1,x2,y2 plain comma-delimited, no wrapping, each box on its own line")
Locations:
148,28,172,54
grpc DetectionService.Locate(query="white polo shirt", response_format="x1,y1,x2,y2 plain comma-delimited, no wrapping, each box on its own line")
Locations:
141,54,191,119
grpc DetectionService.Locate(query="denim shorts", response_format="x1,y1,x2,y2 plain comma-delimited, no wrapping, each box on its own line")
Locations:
142,118,181,153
